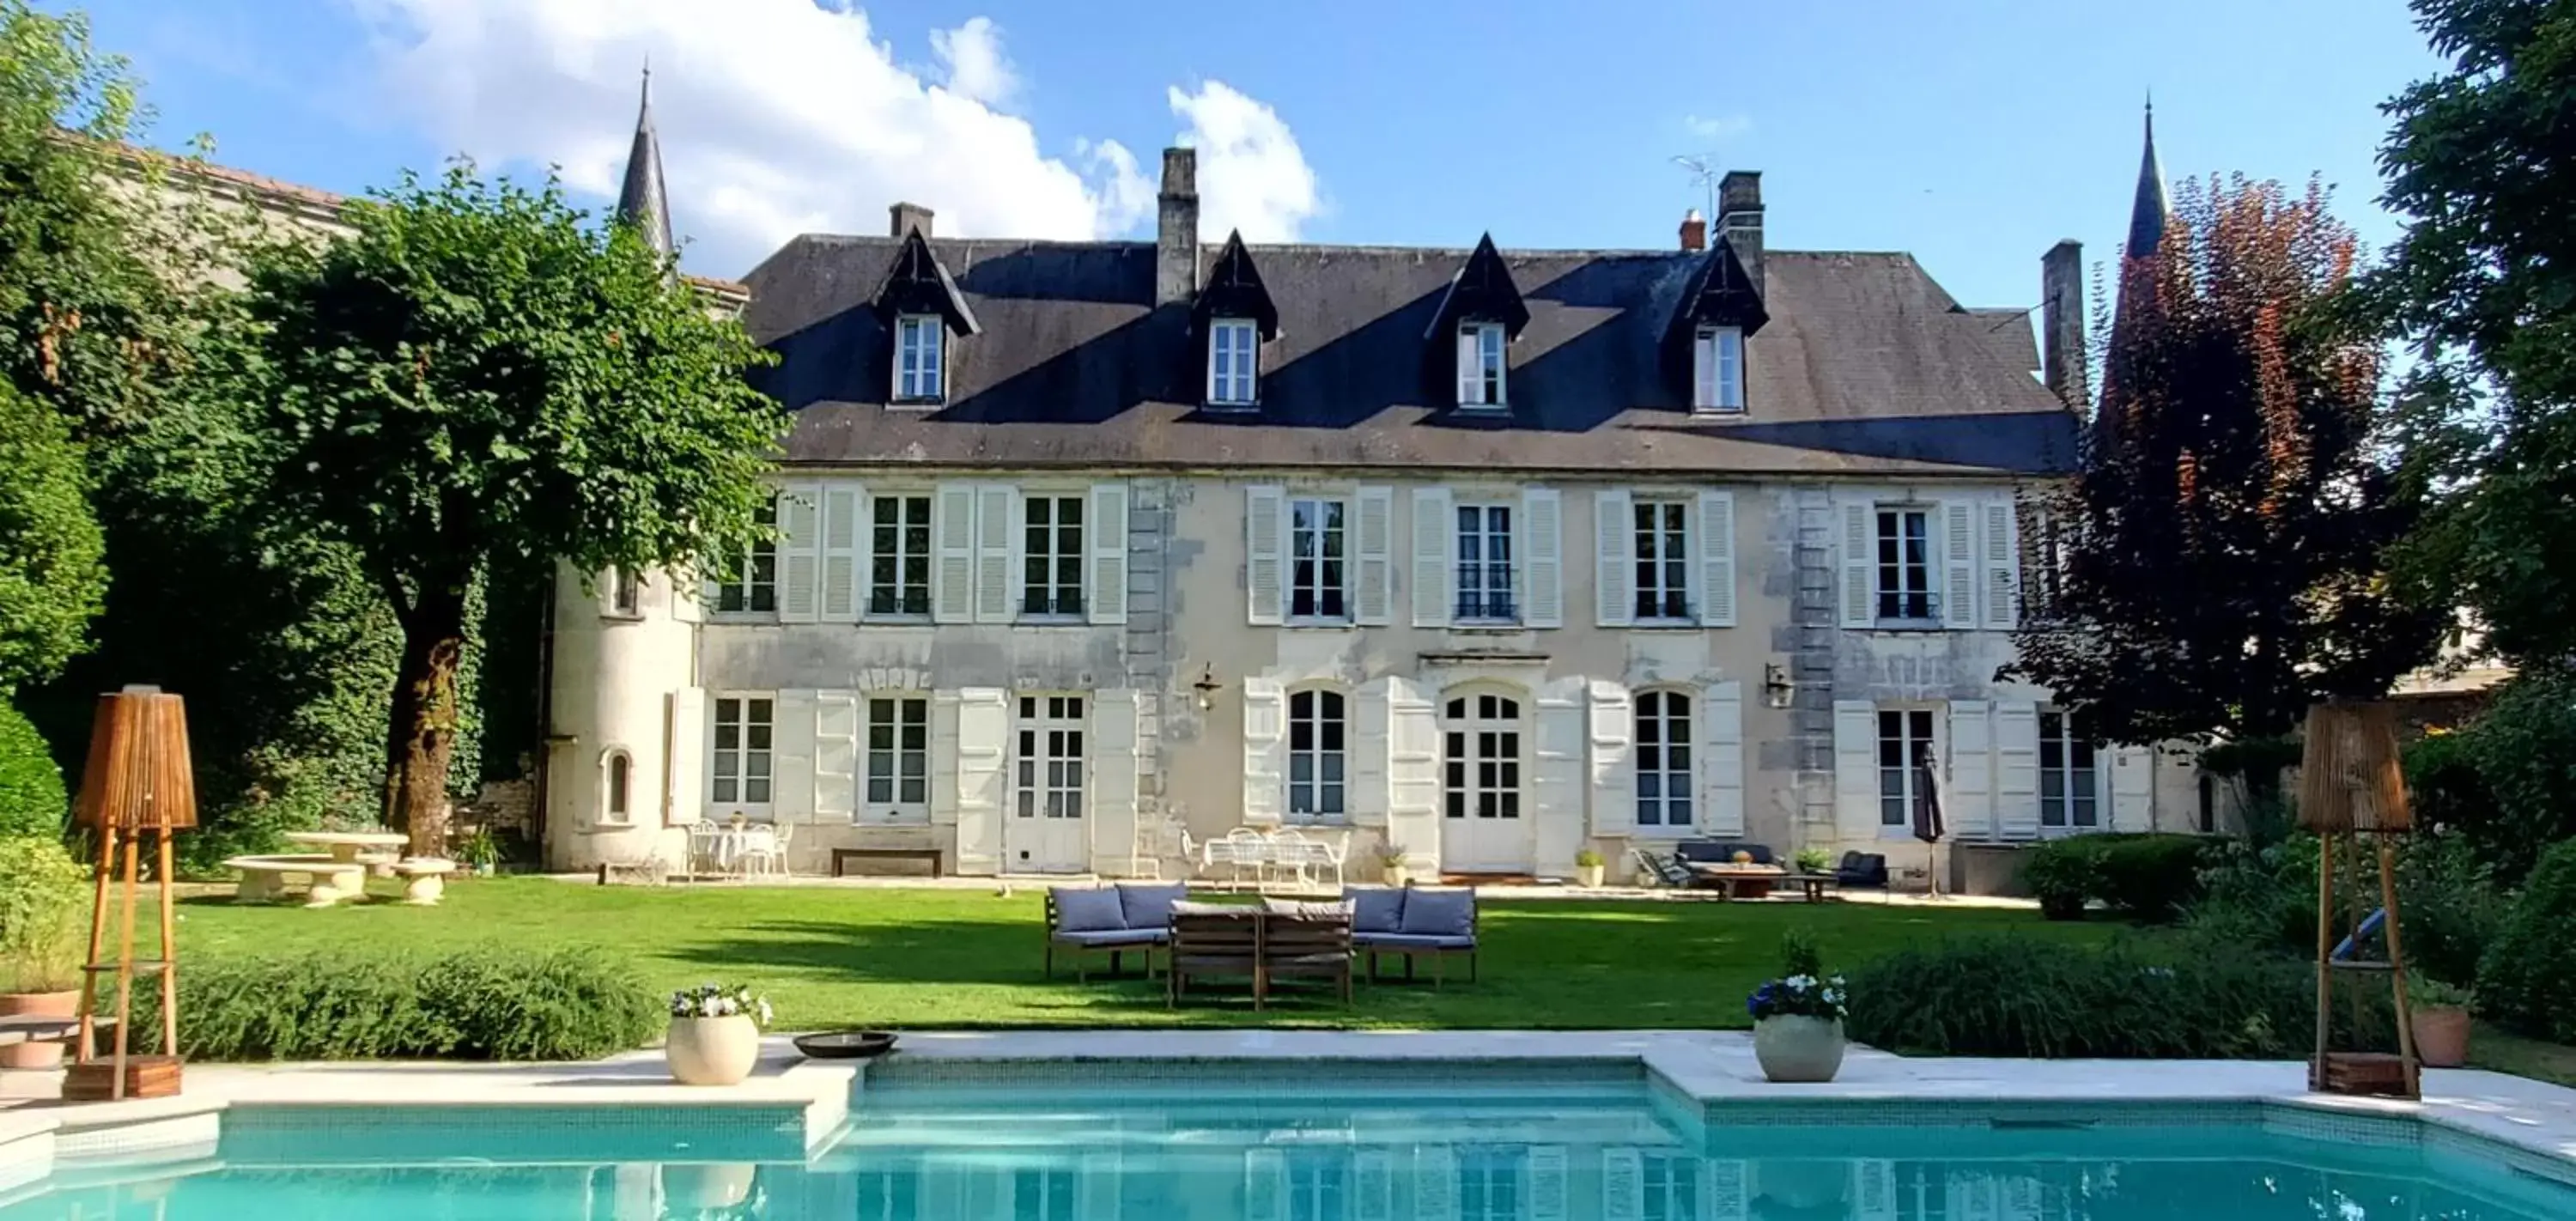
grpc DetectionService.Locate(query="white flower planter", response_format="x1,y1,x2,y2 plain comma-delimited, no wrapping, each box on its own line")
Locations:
1576,864,1605,888
1753,1015,1846,1083
665,1015,761,1085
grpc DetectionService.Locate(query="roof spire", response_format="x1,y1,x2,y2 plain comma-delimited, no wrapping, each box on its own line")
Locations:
2126,93,2172,260
615,61,675,262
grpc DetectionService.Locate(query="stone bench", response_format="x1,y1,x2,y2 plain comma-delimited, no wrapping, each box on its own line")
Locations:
226,854,369,907
391,857,456,906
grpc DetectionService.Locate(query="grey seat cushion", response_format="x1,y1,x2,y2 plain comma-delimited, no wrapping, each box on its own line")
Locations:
1396,887,1476,937
1343,886,1406,934
1117,883,1188,930
1052,885,1129,932
1353,932,1476,951
1172,899,1257,917
1052,927,1168,947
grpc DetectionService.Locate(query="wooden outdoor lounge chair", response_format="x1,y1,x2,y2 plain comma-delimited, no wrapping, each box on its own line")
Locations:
1168,907,1264,1008
1261,903,1355,1006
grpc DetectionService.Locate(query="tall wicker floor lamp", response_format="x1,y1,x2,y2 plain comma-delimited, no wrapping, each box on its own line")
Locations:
2301,700,2419,1100
68,686,196,1102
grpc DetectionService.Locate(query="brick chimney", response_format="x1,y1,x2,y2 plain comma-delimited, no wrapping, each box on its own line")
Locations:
1156,147,1199,307
1679,209,1706,252
889,202,933,239
1717,171,1764,297
2041,239,2088,410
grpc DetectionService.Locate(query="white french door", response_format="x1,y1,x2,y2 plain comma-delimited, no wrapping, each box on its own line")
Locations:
1008,694,1091,872
1440,690,1534,873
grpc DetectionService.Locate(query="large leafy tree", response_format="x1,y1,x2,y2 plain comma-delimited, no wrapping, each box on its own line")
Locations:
0,381,102,692
2371,0,2576,665
235,166,781,853
2010,178,2442,746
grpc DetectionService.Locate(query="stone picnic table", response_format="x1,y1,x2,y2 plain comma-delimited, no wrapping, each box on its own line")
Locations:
284,830,410,870
226,831,452,907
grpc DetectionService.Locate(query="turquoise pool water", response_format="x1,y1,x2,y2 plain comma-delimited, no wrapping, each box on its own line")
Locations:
5,1071,2571,1219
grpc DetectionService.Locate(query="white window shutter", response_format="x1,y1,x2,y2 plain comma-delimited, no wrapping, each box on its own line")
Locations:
1241,677,1286,826
1091,689,1140,872
1941,501,1977,629
1703,680,1746,835
1984,501,2019,629
814,692,859,823
1387,677,1441,863
1354,486,1394,626
952,688,1009,872
2111,744,2154,831
1245,484,1285,626
1840,502,1874,628
1946,700,1994,841
974,484,1018,623
1697,489,1736,627
1414,1144,1457,1221
1354,1152,1393,1221
1995,702,2042,840
1527,1145,1568,1221
1706,1160,1748,1221
1600,1147,1643,1221
771,689,817,823
1411,486,1453,628
777,485,821,623
1088,482,1129,625
1534,683,1585,877
666,688,705,827
1833,700,1879,842
934,485,976,623
820,483,861,621
1350,678,1391,827
1244,1148,1286,1221
1522,486,1562,628
1595,489,1633,627
1586,681,1634,836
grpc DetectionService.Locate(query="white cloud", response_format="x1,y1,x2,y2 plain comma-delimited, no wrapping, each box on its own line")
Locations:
349,1,1318,275
1170,81,1321,243
1683,112,1753,143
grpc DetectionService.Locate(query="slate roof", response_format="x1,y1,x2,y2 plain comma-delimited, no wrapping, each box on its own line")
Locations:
743,235,2079,477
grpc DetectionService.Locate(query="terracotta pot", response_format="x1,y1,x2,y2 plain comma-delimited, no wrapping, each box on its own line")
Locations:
0,990,80,1070
1753,1015,1846,1083
2411,1005,2472,1069
665,1015,761,1085
1576,864,1606,888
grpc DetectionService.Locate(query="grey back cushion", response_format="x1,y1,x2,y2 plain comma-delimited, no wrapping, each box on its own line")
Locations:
1343,887,1407,934
1396,887,1475,938
1053,886,1128,932
1117,883,1188,929
1263,897,1354,920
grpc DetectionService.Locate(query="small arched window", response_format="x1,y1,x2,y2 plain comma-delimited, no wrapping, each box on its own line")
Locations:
1634,689,1694,830
608,568,641,617
1286,688,1346,823
603,750,633,822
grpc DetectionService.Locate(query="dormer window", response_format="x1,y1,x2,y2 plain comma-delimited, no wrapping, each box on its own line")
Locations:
1457,322,1506,408
895,315,944,404
1693,326,1744,413
1209,317,1260,406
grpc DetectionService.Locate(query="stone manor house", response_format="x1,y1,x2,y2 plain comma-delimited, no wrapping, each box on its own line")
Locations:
531,85,2207,890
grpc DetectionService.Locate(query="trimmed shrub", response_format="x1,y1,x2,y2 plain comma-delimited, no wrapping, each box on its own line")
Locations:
142,948,659,1061
0,835,88,993
2183,832,2505,988
2458,667,2576,884
0,702,66,841
2022,840,2100,920
2022,833,2212,922
2476,839,2576,1043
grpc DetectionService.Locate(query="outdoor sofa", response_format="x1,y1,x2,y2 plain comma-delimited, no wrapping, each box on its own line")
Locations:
1043,882,1187,981
1341,884,1479,985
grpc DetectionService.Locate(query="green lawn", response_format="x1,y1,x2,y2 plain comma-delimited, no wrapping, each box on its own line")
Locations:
163,879,2121,1030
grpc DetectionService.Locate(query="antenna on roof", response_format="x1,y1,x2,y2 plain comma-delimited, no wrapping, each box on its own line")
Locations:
1671,154,1721,224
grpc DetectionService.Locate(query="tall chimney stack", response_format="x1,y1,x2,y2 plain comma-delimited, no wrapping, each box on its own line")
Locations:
889,202,933,239
1716,171,1764,297
1156,147,1200,307
1678,210,1706,252
2041,240,2088,411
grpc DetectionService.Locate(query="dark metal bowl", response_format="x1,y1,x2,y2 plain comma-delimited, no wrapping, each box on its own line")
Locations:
793,1030,897,1060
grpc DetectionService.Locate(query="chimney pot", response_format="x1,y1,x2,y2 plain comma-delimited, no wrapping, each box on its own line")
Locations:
1679,209,1706,252
2041,239,2089,411
889,202,933,239
1156,147,1200,307
1716,170,1765,297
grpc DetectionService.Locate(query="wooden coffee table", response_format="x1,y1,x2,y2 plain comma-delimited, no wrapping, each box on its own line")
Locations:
1783,873,1838,902
1686,862,1785,900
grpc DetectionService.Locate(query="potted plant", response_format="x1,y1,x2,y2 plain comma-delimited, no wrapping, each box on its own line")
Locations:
1793,847,1832,877
458,827,500,878
667,982,772,1086
2409,975,2473,1069
1377,844,1410,887
1574,848,1607,889
1747,932,1848,1083
0,837,91,1070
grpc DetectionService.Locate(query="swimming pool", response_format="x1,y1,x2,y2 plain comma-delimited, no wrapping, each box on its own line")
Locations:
4,1064,2572,1219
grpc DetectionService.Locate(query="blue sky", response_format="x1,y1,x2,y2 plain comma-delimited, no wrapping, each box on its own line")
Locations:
77,0,2441,313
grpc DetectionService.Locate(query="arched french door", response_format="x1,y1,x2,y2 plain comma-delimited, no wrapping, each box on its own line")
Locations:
1439,687,1534,873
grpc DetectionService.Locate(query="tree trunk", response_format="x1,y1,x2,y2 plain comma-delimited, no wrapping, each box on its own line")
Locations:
380,584,470,857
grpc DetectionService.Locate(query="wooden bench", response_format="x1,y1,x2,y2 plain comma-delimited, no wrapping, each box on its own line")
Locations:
832,847,943,878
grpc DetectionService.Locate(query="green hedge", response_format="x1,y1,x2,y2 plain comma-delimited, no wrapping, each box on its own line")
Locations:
2184,832,2507,988
2023,833,2213,923
137,948,660,1061
2451,668,2576,884
2476,839,2576,1043
0,702,66,841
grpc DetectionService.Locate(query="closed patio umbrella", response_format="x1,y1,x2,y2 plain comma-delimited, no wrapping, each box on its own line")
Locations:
1913,745,1947,898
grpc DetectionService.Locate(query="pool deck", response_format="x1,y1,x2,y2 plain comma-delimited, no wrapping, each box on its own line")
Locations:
5,1030,2573,1191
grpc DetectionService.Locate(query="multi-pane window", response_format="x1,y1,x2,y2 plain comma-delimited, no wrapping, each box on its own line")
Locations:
715,499,778,614
1875,507,1935,621
1015,695,1085,820
1694,325,1745,412
863,696,929,818
1022,495,1084,617
1285,1149,1349,1221
1633,501,1692,620
2039,709,2100,830
1458,322,1506,407
1209,317,1259,405
1455,503,1515,621
1877,708,1935,828
608,568,641,616
1455,1147,1525,1221
1289,497,1347,620
1635,690,1694,829
1287,689,1346,823
712,696,775,807
604,751,631,820
868,494,933,616
1642,1153,1701,1221
895,314,943,401
1443,693,1522,821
